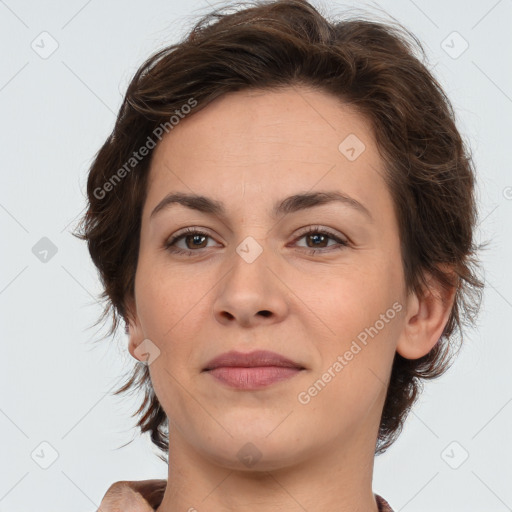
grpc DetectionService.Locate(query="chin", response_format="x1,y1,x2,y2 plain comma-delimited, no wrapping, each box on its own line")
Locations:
204,442,306,473
195,427,309,472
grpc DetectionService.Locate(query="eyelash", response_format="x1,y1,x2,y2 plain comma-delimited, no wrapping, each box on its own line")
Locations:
164,225,349,257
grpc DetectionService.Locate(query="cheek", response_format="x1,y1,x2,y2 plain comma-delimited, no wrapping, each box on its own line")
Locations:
134,265,210,410
299,304,400,430
137,271,206,421
300,261,399,334
136,257,211,336
302,261,402,380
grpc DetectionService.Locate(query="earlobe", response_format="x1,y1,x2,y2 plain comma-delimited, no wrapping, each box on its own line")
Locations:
127,328,146,362
396,268,457,360
124,296,146,362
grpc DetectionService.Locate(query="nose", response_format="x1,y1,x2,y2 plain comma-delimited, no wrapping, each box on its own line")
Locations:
212,240,289,328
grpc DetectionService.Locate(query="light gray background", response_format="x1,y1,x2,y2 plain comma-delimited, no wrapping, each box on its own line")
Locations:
0,0,510,510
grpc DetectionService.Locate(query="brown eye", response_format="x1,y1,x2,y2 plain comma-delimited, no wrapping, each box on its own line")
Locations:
165,228,217,255
305,232,329,248
182,233,209,249
293,227,348,254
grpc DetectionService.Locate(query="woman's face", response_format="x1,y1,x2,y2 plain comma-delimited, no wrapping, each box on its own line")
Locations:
128,86,410,470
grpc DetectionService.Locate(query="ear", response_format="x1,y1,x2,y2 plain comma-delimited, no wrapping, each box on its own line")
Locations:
124,295,146,362
396,266,457,359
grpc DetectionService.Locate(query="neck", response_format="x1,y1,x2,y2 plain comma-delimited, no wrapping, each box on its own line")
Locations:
157,419,380,512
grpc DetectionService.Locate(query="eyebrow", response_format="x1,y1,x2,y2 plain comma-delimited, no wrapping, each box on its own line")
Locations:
149,190,372,222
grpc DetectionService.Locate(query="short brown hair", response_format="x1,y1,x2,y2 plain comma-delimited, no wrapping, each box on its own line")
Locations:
76,0,484,458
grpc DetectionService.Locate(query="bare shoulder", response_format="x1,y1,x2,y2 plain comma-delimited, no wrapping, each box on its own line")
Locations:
98,479,167,512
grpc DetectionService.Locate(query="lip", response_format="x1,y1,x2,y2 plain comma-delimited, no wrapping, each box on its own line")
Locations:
202,350,305,390
203,350,304,371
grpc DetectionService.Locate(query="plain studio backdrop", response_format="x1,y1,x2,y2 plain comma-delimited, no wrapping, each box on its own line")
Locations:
0,0,510,510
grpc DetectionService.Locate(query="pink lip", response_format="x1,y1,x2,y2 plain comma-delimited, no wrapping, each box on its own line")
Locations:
202,350,305,390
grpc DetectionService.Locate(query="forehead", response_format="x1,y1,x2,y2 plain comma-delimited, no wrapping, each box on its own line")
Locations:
144,86,390,222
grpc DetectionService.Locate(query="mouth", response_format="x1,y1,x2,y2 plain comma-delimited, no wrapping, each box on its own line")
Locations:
202,350,306,390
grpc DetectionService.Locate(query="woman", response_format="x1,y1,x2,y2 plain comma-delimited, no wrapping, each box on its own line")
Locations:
78,1,484,510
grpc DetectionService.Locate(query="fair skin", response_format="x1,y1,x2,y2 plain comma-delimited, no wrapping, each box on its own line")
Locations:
124,86,454,512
